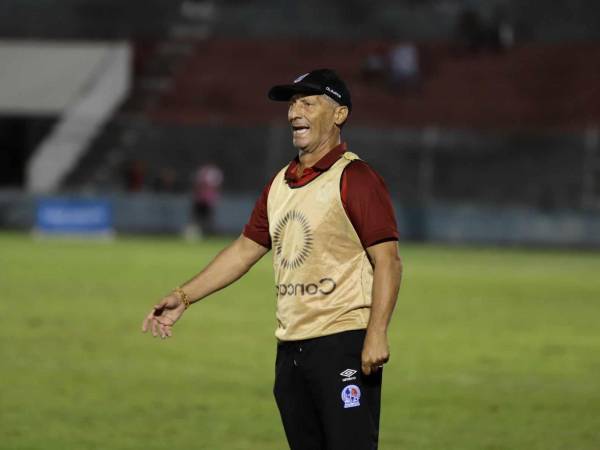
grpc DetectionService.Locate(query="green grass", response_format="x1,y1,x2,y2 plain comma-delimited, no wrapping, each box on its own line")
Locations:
1,232,599,450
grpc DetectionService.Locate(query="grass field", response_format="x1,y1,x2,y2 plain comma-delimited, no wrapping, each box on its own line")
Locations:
1,232,599,450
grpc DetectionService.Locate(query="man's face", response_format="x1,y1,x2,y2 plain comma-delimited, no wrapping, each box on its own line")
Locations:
288,94,339,152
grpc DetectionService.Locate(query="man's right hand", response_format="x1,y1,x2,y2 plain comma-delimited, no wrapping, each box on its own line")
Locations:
140,235,268,340
141,293,186,339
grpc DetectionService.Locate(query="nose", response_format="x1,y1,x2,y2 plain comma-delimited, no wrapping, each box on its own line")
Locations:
288,101,301,122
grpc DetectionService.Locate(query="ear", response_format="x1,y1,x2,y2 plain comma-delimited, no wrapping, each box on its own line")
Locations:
334,106,349,126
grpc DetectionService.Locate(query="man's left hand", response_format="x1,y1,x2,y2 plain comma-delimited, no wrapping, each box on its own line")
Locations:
361,331,390,376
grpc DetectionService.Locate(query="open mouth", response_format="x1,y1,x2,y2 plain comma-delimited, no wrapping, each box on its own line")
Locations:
292,125,310,136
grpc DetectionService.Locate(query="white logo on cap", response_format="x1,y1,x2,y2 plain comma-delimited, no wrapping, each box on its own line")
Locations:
294,73,309,83
325,86,342,99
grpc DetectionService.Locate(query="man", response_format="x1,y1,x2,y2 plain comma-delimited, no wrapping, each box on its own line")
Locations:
191,162,223,236
142,69,403,450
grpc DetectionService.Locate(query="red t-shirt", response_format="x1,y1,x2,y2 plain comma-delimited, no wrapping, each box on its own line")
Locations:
243,143,399,249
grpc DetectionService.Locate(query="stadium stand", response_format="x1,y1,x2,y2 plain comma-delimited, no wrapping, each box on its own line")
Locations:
62,119,586,211
143,40,600,130
3,0,600,42
5,0,600,216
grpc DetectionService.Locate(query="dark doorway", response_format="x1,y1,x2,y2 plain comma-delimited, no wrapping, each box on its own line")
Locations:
0,116,56,187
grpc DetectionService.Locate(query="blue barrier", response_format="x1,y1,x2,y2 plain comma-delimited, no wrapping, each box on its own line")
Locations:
0,191,598,246
35,198,113,236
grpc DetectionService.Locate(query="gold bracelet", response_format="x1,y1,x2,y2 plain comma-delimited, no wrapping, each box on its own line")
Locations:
174,287,191,309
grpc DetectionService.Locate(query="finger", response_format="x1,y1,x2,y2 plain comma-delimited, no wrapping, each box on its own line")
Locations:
142,310,156,332
373,358,385,367
142,315,150,333
165,326,173,337
159,323,169,339
362,362,371,376
151,317,159,337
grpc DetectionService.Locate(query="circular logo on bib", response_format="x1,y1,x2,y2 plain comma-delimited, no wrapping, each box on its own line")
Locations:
272,210,313,270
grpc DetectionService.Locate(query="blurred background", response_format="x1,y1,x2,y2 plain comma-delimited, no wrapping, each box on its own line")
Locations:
1,0,600,244
2,2,600,450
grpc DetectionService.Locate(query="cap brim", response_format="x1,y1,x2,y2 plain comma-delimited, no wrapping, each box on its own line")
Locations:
268,82,324,101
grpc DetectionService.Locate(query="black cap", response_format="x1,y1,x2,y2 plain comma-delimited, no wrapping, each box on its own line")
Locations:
268,69,352,112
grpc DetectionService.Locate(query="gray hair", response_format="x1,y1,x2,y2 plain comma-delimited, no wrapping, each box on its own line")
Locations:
322,94,348,129
322,94,341,109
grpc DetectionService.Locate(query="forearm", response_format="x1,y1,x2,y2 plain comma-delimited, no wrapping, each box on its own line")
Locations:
367,254,402,335
179,235,266,304
360,243,403,374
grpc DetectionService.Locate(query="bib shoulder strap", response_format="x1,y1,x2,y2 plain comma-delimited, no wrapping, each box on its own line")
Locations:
342,151,360,161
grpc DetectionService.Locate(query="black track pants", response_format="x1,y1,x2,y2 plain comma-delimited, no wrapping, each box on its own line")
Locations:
274,330,382,450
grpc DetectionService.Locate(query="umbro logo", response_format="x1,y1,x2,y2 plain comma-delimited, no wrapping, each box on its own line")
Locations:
340,369,357,381
340,369,357,378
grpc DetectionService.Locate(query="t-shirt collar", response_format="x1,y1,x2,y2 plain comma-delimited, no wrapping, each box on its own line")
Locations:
285,142,347,181
313,142,348,171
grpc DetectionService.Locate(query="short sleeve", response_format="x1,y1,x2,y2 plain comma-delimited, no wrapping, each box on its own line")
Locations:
242,177,274,249
341,161,399,248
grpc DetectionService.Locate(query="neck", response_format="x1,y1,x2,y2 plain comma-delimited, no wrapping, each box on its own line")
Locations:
298,134,341,169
